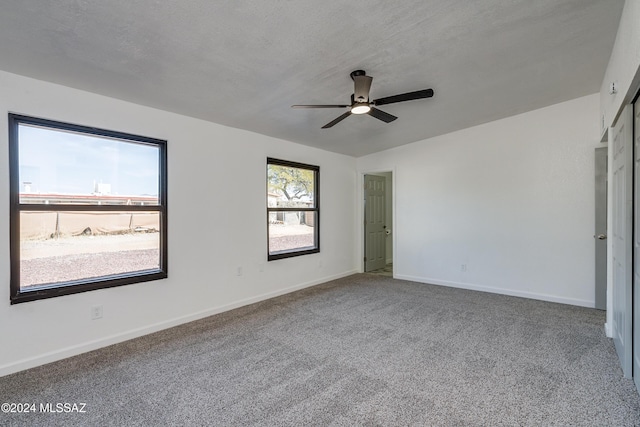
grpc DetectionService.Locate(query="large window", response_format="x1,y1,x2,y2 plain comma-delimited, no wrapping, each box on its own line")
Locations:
267,158,319,260
9,114,167,304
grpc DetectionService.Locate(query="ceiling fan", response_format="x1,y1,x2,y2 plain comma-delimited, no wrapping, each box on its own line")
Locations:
292,70,434,129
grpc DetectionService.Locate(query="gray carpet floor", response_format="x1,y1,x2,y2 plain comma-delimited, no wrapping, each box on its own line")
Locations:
1,274,639,426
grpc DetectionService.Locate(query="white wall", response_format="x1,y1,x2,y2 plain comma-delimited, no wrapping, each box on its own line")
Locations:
0,71,358,376
358,94,600,307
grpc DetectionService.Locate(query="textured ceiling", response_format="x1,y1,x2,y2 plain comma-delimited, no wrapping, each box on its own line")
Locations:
0,1,625,157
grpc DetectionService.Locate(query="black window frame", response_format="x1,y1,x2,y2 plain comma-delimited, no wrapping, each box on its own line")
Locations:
267,157,319,261
8,113,168,304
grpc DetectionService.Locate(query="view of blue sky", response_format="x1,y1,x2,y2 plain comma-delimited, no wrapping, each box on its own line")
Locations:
18,124,159,196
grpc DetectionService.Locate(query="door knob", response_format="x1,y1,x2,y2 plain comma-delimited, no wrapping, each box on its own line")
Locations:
596,234,607,240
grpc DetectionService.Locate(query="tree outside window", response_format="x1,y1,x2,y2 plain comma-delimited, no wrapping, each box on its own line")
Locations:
267,158,319,260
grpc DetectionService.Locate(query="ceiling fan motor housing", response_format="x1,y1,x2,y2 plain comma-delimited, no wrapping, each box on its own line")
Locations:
350,70,367,80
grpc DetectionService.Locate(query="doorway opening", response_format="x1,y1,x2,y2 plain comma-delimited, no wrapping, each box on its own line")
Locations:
363,172,393,276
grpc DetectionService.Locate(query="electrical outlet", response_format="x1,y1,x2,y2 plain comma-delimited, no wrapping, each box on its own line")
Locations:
91,305,103,320
461,264,467,272
236,266,243,276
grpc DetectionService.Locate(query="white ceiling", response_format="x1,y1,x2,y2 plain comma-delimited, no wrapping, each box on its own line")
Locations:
0,1,624,157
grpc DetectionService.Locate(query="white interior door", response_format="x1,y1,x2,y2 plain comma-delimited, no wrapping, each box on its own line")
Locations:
612,105,633,378
634,98,640,393
364,174,386,271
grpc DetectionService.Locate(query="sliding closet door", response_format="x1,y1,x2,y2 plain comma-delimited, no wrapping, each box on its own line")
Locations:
612,105,633,378
634,98,640,393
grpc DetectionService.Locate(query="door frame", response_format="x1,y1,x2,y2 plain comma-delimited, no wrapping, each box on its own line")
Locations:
358,168,396,274
633,89,640,394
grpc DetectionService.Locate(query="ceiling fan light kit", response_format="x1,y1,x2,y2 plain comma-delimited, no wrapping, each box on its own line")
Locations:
292,70,434,128
350,104,371,114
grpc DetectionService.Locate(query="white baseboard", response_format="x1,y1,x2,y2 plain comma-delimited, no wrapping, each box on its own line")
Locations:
0,270,358,377
604,322,612,338
394,274,595,308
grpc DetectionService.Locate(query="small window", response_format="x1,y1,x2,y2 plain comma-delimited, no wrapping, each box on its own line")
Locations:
267,158,319,260
9,114,168,304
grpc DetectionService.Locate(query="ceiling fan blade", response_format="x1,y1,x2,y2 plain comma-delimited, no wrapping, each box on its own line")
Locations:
292,104,349,108
367,107,397,123
353,75,373,102
322,111,352,128
372,89,434,106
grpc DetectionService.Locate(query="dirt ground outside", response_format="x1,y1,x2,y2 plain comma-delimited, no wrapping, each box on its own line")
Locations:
268,224,315,252
20,233,160,287
21,233,159,260
21,249,160,287
20,223,316,288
